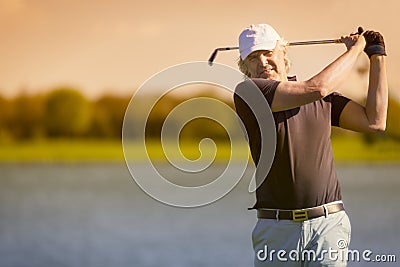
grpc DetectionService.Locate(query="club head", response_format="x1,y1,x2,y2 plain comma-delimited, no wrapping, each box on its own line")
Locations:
208,47,239,66
208,49,218,66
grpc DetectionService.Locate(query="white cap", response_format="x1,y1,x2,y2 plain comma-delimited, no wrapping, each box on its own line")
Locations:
239,24,281,60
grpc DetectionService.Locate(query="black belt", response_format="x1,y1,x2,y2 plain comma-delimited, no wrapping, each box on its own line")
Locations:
257,202,345,222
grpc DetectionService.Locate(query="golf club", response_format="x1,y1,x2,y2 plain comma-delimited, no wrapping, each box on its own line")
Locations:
208,39,342,66
208,27,364,65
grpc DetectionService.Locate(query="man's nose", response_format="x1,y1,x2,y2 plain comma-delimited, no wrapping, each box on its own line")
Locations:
257,54,269,66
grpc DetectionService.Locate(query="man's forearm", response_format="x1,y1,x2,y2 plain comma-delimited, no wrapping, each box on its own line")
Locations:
365,55,388,131
307,43,364,97
271,41,364,112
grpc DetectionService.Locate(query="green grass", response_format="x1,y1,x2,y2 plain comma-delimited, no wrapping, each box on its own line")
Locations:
0,139,249,163
0,139,125,162
0,136,400,163
331,136,400,163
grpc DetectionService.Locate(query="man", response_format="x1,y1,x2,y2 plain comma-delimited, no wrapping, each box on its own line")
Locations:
233,24,387,266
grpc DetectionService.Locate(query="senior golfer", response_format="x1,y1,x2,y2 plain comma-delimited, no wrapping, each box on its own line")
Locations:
234,24,387,266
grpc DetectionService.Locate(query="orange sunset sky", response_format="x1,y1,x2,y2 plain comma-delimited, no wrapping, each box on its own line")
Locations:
1,0,399,101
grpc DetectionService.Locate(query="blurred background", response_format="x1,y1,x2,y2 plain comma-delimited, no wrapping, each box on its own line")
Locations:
0,0,399,266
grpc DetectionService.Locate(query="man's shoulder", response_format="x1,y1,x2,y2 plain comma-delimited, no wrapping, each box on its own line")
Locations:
235,78,280,92
236,76,296,90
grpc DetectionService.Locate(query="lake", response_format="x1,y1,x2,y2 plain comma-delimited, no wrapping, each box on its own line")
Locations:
0,163,399,266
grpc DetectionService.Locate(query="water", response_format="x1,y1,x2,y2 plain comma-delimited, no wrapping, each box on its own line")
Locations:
0,163,398,266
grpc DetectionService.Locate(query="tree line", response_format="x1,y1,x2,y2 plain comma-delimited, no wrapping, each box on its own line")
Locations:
0,88,129,140
1,87,400,142
0,87,238,141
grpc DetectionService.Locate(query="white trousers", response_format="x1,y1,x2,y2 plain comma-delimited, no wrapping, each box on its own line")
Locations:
252,210,351,267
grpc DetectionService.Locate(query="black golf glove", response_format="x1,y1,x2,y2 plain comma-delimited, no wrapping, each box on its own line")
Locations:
363,30,387,58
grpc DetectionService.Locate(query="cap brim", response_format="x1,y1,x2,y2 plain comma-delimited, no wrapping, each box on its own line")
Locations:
240,41,278,60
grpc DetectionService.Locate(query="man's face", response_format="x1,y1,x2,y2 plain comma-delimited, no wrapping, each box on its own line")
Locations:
245,45,287,81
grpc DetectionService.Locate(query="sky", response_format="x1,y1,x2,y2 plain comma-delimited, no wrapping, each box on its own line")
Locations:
1,0,399,101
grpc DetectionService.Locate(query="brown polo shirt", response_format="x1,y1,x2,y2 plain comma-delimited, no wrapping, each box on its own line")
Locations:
234,78,350,209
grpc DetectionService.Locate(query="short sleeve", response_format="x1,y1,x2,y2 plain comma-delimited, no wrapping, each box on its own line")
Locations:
327,93,351,127
250,78,280,106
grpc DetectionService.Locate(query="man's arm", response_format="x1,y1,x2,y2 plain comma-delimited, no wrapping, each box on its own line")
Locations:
270,34,365,112
339,55,388,132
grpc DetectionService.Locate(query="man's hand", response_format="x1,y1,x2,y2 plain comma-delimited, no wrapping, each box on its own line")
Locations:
341,30,365,52
363,30,387,58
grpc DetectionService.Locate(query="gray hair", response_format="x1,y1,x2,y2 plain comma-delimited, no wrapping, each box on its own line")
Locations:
237,39,291,78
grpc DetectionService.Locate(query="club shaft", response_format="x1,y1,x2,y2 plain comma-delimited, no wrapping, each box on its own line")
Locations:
288,39,342,46
214,39,341,50
216,39,342,50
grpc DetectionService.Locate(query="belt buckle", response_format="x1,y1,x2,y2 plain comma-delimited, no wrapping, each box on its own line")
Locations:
292,209,308,222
